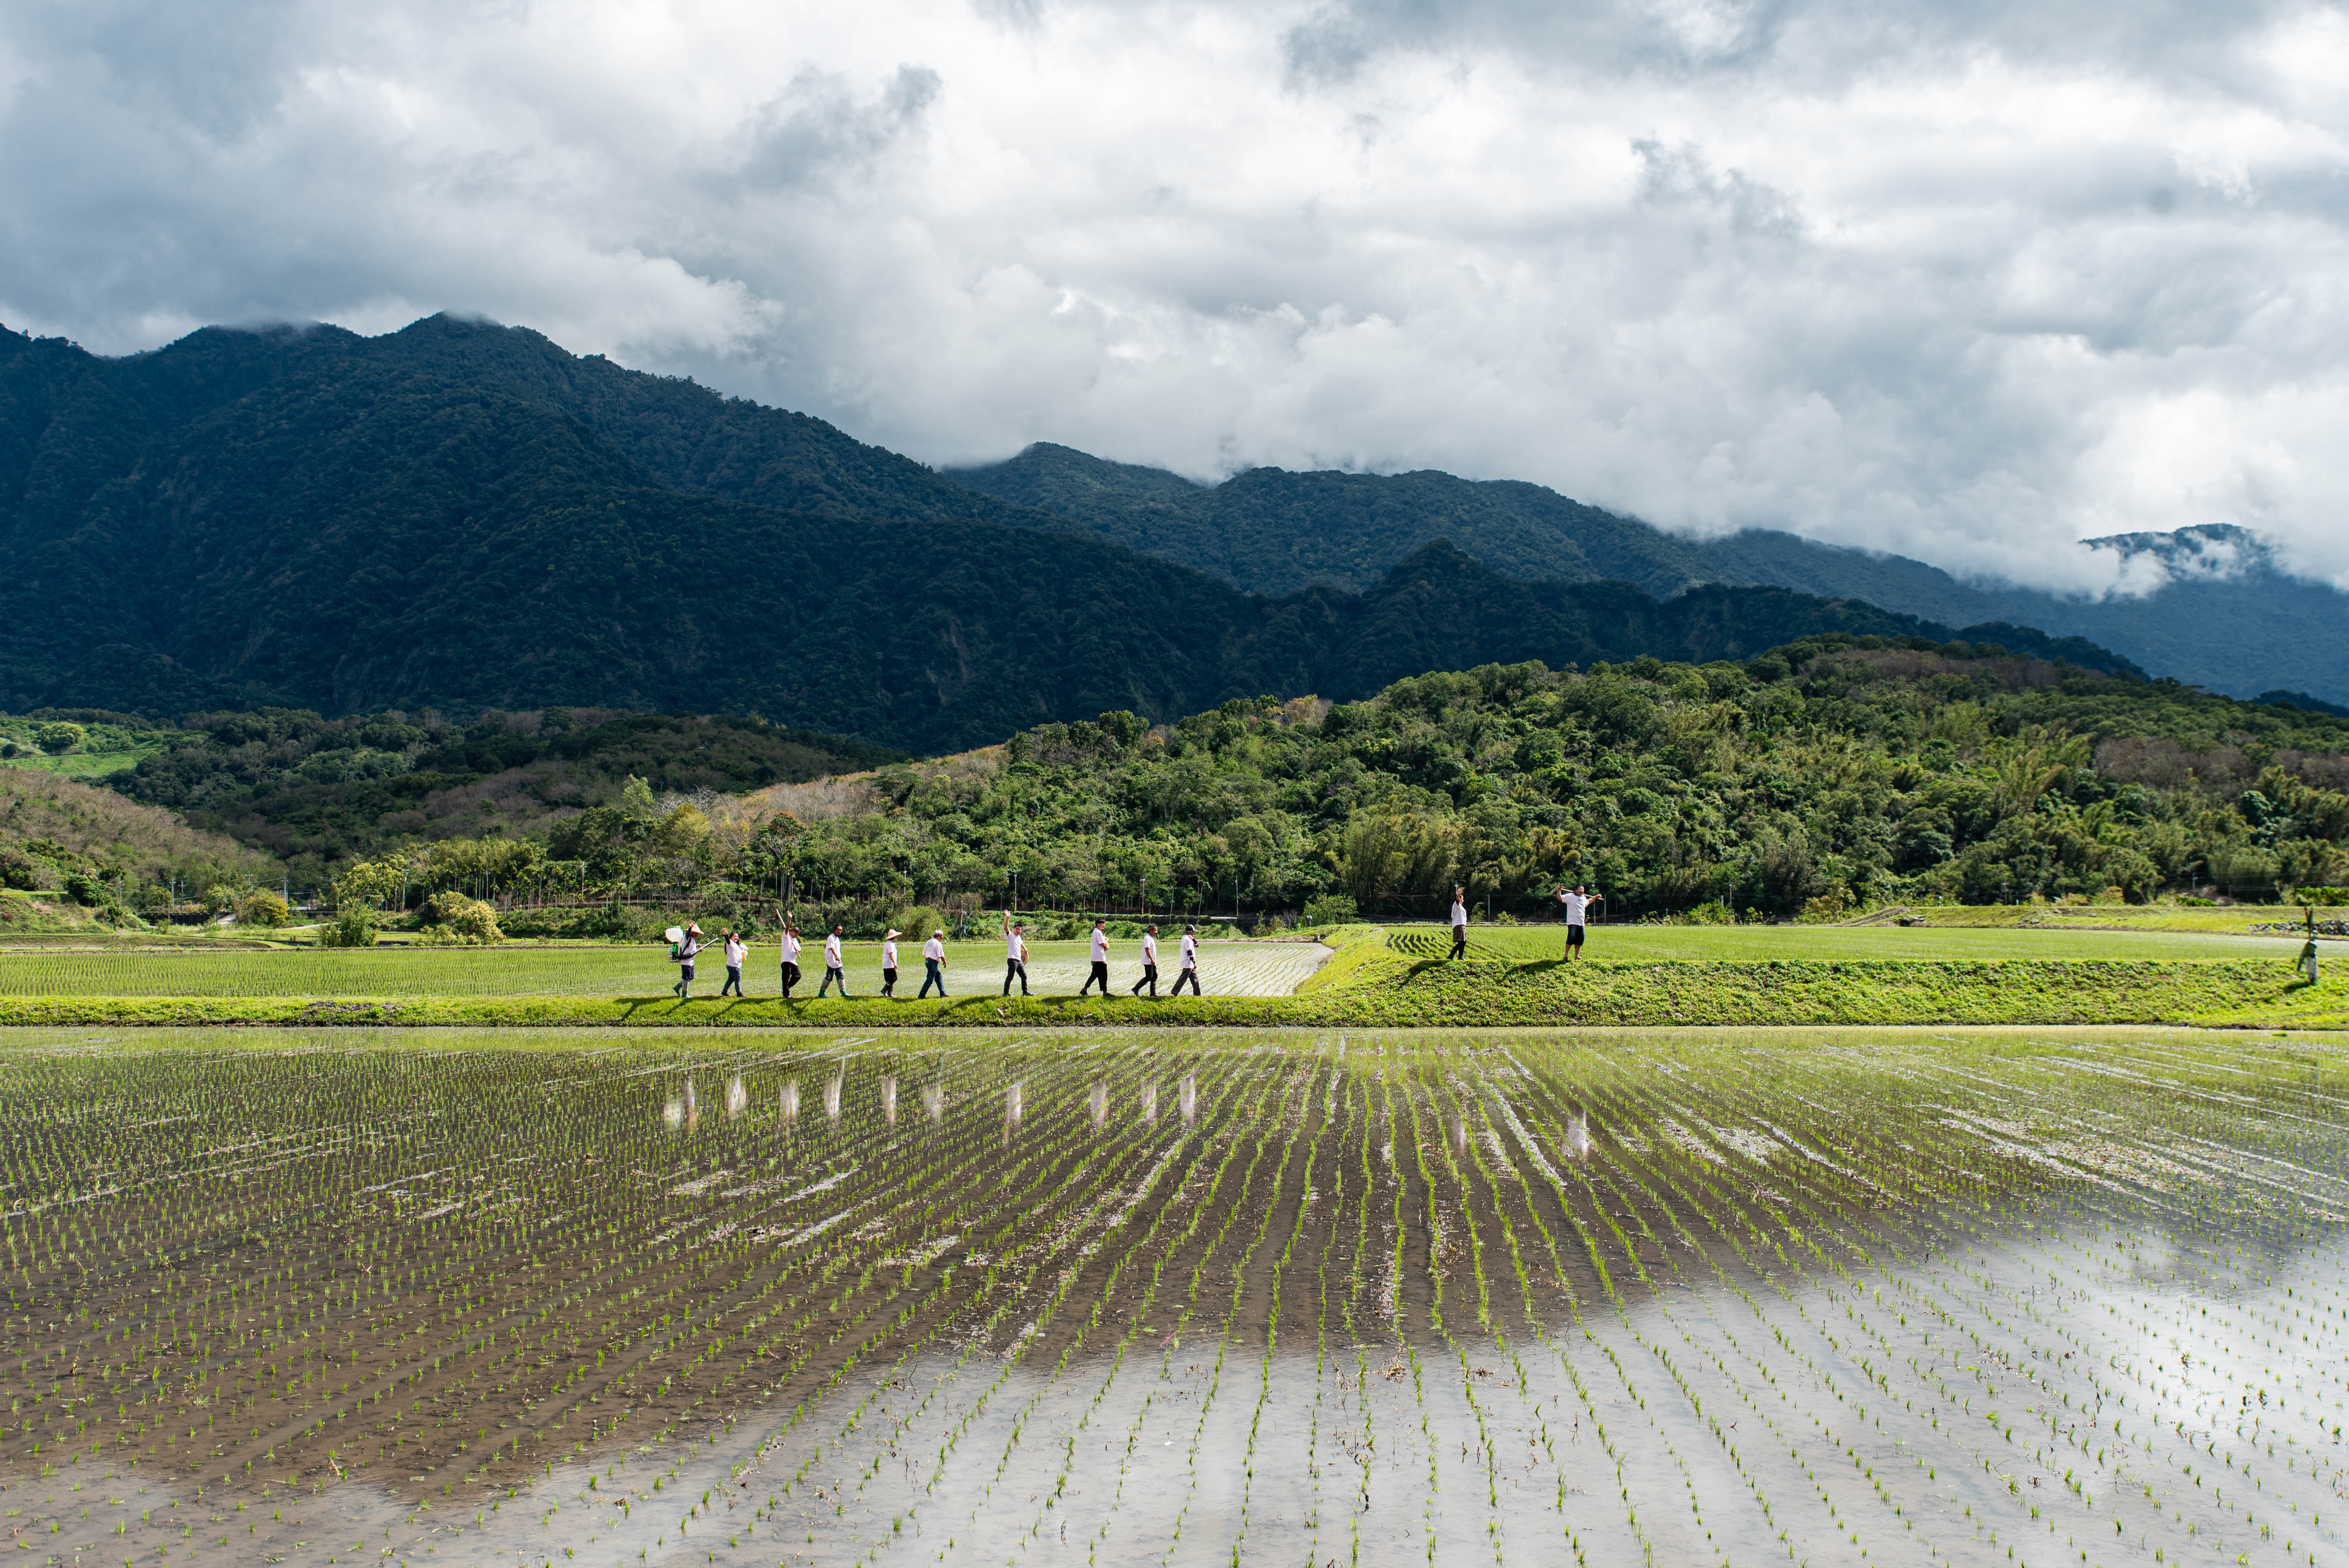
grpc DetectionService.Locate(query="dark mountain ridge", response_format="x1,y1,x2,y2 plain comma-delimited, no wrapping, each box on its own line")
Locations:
0,314,2131,754
947,442,2347,702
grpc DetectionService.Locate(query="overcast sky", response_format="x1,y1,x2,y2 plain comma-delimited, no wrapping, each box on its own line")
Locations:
5,0,2348,592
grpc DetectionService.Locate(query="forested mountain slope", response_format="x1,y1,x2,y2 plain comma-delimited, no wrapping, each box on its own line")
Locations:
0,314,2119,754
948,443,2349,703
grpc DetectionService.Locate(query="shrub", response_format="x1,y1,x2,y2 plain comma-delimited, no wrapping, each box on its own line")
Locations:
34,721,85,754
0,844,45,891
2294,886,2349,907
420,891,503,943
236,889,290,928
1685,900,1736,925
318,908,380,948
63,871,104,906
1302,892,1359,926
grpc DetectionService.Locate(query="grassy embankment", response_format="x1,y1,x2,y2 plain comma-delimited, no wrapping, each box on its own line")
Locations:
3,919,2344,1028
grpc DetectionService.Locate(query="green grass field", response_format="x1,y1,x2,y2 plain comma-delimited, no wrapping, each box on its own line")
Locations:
1401,921,2315,962
0,743,165,780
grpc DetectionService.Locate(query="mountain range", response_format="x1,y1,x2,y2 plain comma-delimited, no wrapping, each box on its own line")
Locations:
0,313,2227,754
947,445,2347,705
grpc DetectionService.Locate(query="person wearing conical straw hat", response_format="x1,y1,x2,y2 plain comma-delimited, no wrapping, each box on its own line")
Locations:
880,928,902,997
673,922,706,998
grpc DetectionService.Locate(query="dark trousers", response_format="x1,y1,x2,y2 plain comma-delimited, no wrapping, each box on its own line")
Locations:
1447,926,1467,960
882,966,898,997
1565,924,1585,958
1003,959,1029,995
674,962,695,996
1169,967,1200,996
818,965,848,997
719,966,743,997
1130,963,1158,998
1077,959,1109,996
920,959,946,998
780,961,800,997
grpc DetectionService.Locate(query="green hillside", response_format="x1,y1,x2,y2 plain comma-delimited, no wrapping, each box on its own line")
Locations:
948,443,2347,701
2,314,2133,749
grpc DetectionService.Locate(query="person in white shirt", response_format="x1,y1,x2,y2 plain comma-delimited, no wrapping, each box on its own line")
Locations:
1169,924,1201,996
1447,886,1469,961
880,928,901,997
779,923,802,998
1076,918,1112,997
1555,884,1602,960
1130,924,1160,998
672,922,707,998
719,930,747,997
817,924,850,996
1001,914,1030,996
920,929,948,997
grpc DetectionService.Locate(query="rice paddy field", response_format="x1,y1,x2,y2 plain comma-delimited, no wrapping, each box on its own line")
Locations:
0,940,1330,1000
3,1024,2347,1568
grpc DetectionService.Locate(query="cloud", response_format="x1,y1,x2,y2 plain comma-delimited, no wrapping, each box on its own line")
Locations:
3,0,2348,592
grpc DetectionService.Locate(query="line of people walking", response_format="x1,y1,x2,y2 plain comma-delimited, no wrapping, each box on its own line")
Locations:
669,913,1204,1001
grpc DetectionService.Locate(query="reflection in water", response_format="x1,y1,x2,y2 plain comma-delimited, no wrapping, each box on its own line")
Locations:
824,1072,842,1122
779,1077,799,1125
1564,1112,1592,1161
724,1072,746,1120
10,1026,2349,1568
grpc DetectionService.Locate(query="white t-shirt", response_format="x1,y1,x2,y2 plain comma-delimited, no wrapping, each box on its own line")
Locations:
1179,934,1198,969
1450,899,1468,930
1005,929,1023,961
724,937,746,967
1560,893,1591,925
1090,927,1108,962
882,939,898,967
924,935,945,961
782,932,800,962
1141,933,1157,965
824,933,842,968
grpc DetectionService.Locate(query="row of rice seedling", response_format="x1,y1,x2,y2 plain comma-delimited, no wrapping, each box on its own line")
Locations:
1,1024,2343,1566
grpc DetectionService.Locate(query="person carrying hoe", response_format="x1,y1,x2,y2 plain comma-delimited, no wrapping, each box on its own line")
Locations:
1076,917,1112,998
1168,924,1202,997
779,921,803,998
1446,886,1470,961
920,928,949,997
1130,923,1160,998
673,923,708,998
817,923,851,997
1001,912,1031,997
719,929,747,997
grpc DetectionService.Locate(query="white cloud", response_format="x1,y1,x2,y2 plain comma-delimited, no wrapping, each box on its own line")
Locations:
4,0,2348,590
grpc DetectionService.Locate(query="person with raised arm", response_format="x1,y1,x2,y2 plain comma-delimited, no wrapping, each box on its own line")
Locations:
1076,917,1112,997
1169,923,1202,996
816,923,851,996
1001,912,1031,996
880,927,901,998
1447,886,1470,961
1130,923,1160,998
1555,884,1603,960
919,928,948,998
779,922,802,998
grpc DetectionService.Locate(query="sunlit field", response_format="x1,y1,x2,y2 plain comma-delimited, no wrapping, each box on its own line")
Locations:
3,1025,2345,1567
0,939,1328,999
1399,922,2313,963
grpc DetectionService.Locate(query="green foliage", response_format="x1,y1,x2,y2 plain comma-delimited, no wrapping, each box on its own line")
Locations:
419,891,502,943
748,643,2349,918
1301,891,1359,926
33,721,84,753
235,888,290,928
318,907,380,948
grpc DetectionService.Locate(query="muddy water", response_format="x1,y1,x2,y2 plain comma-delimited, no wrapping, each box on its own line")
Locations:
1,1026,2345,1567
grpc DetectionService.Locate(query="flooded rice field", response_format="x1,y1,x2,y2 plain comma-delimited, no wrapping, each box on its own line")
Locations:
0,1024,2345,1568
